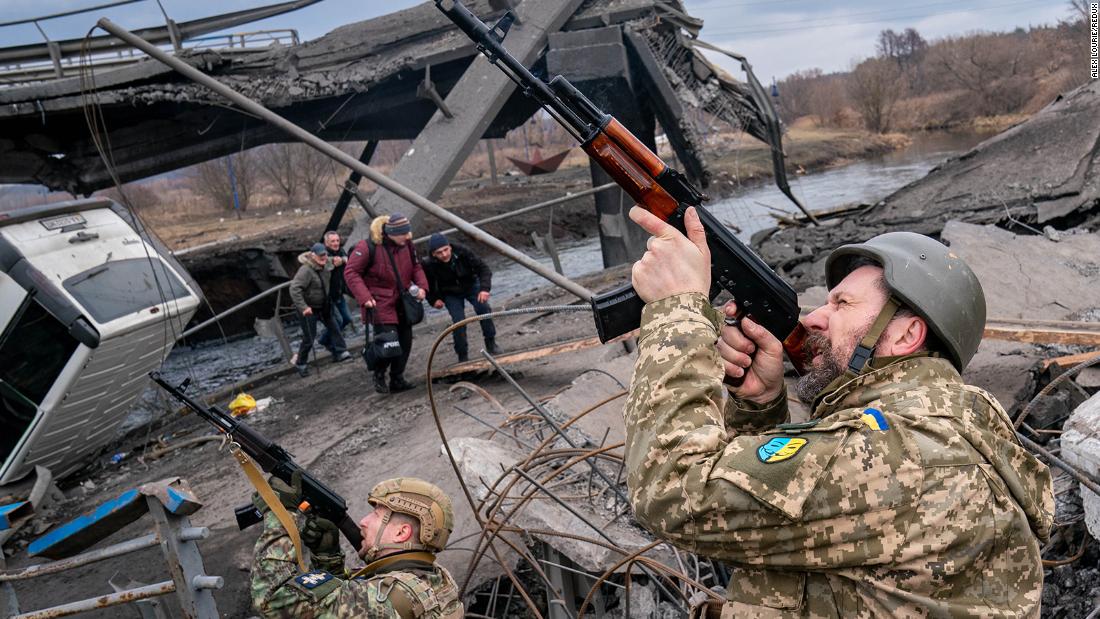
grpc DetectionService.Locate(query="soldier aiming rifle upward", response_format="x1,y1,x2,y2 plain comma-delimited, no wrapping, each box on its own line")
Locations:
150,375,463,617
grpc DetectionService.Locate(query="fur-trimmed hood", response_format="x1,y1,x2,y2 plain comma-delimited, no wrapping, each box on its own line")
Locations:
369,215,390,245
297,251,328,270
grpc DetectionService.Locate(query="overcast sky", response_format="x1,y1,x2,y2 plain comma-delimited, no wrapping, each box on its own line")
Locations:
0,0,1076,83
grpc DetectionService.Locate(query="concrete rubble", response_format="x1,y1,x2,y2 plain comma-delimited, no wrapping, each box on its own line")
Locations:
1064,393,1100,541
754,78,1100,290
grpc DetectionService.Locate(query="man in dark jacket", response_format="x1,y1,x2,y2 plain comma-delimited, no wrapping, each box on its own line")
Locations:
422,233,499,363
318,230,353,352
289,243,351,376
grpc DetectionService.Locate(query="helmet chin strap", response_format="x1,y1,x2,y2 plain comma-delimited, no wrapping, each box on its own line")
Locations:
845,297,899,378
361,512,427,562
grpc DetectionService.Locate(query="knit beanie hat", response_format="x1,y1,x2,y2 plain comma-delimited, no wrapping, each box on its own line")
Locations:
428,232,450,253
310,242,328,256
384,213,411,236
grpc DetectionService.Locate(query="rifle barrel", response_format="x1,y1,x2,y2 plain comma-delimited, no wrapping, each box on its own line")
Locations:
435,0,595,139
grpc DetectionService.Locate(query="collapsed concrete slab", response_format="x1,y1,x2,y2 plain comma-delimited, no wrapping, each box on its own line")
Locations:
755,79,1100,290
940,221,1100,321
1060,392,1100,540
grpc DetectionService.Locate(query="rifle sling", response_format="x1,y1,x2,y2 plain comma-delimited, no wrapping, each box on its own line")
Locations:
230,444,309,573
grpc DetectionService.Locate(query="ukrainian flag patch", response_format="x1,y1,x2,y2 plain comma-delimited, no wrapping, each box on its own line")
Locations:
860,408,890,431
757,437,807,463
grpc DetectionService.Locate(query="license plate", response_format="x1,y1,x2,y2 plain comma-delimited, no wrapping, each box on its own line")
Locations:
40,213,86,230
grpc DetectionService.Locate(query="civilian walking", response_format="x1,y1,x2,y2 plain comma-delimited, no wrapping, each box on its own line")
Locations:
318,230,354,351
422,233,500,362
345,214,428,393
288,243,351,376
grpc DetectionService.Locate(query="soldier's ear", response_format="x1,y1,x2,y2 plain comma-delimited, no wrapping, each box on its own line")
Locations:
392,522,414,543
882,314,927,357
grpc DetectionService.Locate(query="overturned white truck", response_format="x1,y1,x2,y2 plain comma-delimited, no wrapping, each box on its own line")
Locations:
0,197,200,484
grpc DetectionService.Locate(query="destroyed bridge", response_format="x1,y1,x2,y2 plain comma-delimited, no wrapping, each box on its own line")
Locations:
0,0,795,265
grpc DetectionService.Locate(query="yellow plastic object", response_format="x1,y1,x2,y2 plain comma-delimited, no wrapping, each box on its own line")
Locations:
229,393,257,417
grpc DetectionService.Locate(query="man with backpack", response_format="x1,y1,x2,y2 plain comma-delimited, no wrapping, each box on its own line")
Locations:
344,214,428,394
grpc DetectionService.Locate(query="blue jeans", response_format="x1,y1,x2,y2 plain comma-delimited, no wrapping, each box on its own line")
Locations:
443,285,496,359
298,306,346,363
319,296,353,349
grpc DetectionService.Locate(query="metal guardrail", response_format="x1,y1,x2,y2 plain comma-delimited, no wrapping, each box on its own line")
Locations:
0,0,314,86
1,481,220,619
0,29,299,86
175,182,613,343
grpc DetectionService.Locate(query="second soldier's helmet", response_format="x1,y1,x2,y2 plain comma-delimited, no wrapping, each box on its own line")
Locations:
368,478,454,552
825,231,986,372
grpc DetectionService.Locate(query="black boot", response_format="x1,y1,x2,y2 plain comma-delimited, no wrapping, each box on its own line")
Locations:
485,337,501,355
390,375,414,392
373,371,389,394
456,350,469,363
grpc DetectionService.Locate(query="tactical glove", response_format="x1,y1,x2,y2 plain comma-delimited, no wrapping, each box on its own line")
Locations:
301,515,341,555
302,516,345,575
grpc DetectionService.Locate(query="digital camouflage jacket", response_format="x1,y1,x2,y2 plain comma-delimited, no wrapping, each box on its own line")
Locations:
251,512,463,618
624,293,1054,618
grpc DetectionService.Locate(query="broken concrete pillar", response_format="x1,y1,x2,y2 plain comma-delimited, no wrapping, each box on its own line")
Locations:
548,25,654,268
1061,391,1100,539
355,0,586,246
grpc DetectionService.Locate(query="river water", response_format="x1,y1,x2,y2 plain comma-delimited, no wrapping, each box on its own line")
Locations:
487,130,992,299
127,131,989,433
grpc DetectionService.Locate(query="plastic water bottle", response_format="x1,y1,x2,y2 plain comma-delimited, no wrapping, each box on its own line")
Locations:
408,284,420,297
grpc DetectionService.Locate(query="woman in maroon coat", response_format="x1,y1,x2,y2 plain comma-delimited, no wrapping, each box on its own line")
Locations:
344,213,428,393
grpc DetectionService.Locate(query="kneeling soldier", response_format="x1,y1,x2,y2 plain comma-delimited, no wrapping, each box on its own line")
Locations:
251,476,463,618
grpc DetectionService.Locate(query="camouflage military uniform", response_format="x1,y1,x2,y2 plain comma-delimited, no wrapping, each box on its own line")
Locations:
251,512,463,618
625,294,1055,618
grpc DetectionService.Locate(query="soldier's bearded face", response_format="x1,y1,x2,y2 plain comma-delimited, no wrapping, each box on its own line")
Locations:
795,266,887,402
794,316,876,402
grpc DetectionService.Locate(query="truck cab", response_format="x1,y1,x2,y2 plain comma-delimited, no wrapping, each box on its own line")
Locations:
0,197,201,484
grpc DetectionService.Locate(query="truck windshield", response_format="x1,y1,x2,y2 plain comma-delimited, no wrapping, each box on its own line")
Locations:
63,257,191,324
0,299,79,461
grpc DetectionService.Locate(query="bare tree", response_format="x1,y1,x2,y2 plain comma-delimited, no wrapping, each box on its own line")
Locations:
298,145,335,204
256,144,300,207
1067,0,1088,22
881,29,928,66
775,68,824,123
191,151,257,215
99,182,159,211
847,58,903,133
930,34,1034,116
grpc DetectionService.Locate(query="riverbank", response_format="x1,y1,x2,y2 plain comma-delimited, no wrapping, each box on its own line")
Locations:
152,126,912,255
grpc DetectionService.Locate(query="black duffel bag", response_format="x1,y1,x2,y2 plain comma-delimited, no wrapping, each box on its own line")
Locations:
362,320,402,371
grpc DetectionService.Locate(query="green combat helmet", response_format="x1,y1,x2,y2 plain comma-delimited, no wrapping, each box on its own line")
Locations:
365,478,454,558
825,231,987,372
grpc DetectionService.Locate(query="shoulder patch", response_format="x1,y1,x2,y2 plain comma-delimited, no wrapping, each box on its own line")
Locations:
860,408,890,431
295,571,333,589
354,251,362,256
757,437,807,463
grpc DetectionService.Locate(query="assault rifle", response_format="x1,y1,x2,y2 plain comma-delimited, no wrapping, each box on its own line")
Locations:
435,1,807,366
149,372,364,549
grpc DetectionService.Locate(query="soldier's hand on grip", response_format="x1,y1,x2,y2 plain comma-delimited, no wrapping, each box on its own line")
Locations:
629,206,710,303
718,301,785,404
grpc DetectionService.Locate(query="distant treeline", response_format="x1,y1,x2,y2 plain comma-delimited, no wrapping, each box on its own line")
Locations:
774,4,1092,132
